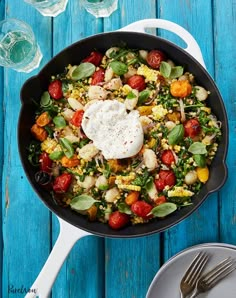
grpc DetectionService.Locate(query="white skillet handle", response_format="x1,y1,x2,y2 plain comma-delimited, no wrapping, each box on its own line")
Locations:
119,19,206,69
25,217,90,298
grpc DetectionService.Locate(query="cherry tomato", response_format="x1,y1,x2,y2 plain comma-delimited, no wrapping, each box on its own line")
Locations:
53,173,72,193
91,68,105,85
127,75,146,91
82,51,103,66
108,211,130,230
147,50,165,69
48,80,63,100
70,110,84,127
155,196,167,205
184,119,201,138
161,150,175,166
155,170,176,191
39,152,53,173
131,201,153,219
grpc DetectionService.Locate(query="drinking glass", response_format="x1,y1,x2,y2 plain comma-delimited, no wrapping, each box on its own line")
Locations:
81,0,118,18
0,19,42,73
24,0,69,17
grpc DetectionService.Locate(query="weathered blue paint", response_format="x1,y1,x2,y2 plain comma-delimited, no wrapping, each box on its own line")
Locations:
1,0,236,297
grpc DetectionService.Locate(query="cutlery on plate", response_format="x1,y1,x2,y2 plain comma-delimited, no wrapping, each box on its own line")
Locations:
189,257,236,298
179,251,209,298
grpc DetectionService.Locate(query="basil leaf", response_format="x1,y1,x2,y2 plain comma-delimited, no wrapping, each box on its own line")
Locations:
169,66,184,79
109,61,128,75
127,91,136,99
49,151,64,160
194,154,206,167
145,177,154,191
53,115,66,128
188,142,207,154
59,138,74,158
71,62,96,80
151,202,177,218
160,61,171,78
168,124,184,145
117,202,132,215
70,195,99,211
40,91,52,107
138,90,150,104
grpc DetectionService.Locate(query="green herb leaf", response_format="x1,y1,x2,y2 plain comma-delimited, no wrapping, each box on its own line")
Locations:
151,202,177,218
138,90,150,105
188,142,207,154
40,91,52,107
160,61,171,78
109,61,128,75
71,62,96,80
127,91,136,99
70,195,99,211
53,116,66,128
169,66,184,79
193,154,206,167
59,138,74,158
117,202,132,215
168,124,184,145
44,125,54,138
49,151,64,160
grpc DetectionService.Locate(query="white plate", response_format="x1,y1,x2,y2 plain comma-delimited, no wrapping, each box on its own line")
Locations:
146,243,236,298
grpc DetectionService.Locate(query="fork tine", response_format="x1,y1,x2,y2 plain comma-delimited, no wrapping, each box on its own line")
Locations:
202,258,235,283
202,258,236,287
183,252,208,285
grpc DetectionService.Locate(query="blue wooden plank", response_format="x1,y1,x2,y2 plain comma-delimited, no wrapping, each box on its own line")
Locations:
213,0,236,244
1,1,52,297
158,0,219,260
51,2,104,298
104,2,161,298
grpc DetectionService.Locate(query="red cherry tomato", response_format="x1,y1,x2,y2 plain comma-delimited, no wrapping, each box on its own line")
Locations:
91,68,105,85
155,170,176,191
82,51,103,66
131,201,153,219
147,50,165,69
184,119,201,138
108,211,130,230
53,173,72,193
39,152,53,173
155,196,167,205
127,75,146,91
48,80,63,100
161,150,175,166
70,110,84,127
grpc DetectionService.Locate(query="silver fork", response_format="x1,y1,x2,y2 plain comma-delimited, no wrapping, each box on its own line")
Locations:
180,251,209,298
189,257,236,298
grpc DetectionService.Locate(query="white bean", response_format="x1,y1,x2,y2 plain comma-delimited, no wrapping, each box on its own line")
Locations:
88,86,108,100
143,149,158,171
77,175,96,190
184,170,198,185
195,86,208,101
68,97,84,111
104,78,123,90
62,108,74,121
78,143,99,161
105,187,120,202
139,50,148,60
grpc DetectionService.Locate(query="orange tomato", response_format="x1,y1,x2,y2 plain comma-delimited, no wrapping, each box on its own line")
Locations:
170,80,192,98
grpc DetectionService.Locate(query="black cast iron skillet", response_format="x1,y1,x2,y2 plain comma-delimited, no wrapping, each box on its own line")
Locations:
19,19,228,297
19,25,228,239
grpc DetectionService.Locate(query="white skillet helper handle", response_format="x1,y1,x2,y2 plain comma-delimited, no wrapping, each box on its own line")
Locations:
25,217,90,298
119,18,206,69
25,18,206,298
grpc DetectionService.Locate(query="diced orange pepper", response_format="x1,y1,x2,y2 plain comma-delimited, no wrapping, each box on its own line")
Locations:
166,111,181,122
125,191,140,205
87,205,98,221
36,112,51,127
107,159,125,173
31,124,48,141
61,155,80,168
170,80,192,98
108,175,116,186
137,106,153,116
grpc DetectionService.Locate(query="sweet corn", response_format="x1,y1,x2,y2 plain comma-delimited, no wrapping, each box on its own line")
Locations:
137,64,159,81
196,167,209,183
117,184,141,191
41,138,58,154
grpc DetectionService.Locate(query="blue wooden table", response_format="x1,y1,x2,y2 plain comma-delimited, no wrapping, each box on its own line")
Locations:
1,0,236,297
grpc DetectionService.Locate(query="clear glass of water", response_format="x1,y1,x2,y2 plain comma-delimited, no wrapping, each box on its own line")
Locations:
0,19,42,73
81,0,118,18
24,0,69,17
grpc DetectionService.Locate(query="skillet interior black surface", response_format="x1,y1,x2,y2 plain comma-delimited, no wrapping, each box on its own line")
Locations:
18,31,228,238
